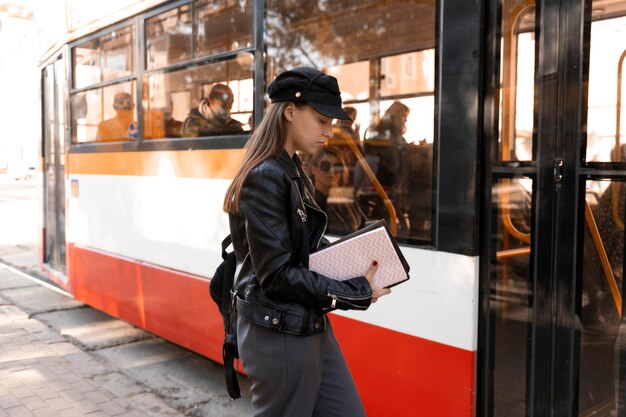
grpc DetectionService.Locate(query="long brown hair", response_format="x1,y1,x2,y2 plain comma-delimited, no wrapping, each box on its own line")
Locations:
223,102,294,213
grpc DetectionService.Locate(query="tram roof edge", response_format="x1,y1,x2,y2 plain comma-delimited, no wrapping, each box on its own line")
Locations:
38,0,164,66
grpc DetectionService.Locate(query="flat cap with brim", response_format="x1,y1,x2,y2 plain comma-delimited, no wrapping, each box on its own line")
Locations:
267,67,351,120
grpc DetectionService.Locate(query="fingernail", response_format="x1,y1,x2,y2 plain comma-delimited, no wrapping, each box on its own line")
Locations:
373,261,378,266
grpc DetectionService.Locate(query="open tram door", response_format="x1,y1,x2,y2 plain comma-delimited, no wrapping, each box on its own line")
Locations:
480,0,626,416
41,53,68,280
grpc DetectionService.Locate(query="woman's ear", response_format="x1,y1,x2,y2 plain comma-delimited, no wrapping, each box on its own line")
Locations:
283,103,296,121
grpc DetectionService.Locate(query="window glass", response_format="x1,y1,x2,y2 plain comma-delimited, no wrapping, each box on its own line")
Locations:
73,39,101,89
71,81,137,143
585,16,626,162
268,0,437,243
72,25,135,89
381,50,435,96
146,5,192,70
143,53,253,139
498,6,535,161
489,176,533,417
100,26,134,82
194,0,253,58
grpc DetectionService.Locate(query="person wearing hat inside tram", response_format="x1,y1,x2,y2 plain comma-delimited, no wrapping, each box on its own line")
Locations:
182,83,243,137
223,67,391,417
96,92,137,142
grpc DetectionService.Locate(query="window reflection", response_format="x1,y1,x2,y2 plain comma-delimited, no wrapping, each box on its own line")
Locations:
100,27,134,82
194,0,252,58
145,5,192,70
73,39,101,89
308,147,365,235
267,0,436,242
142,55,253,139
72,26,135,89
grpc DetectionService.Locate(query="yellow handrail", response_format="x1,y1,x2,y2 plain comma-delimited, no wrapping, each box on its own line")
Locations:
332,129,398,235
611,49,626,231
585,201,622,317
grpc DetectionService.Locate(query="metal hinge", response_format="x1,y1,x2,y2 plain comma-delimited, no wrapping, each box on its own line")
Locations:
553,158,563,183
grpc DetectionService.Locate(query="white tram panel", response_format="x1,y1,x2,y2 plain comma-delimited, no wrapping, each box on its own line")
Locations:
66,173,479,353
66,173,228,277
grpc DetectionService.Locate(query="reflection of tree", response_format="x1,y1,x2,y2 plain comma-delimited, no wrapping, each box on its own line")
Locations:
266,0,436,73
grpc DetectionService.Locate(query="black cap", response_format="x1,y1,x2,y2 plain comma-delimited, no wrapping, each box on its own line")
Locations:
267,67,351,120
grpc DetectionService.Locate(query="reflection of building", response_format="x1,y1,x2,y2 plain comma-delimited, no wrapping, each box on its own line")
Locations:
0,3,39,171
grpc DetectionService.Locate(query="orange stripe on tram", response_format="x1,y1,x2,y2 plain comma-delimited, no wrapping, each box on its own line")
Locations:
67,149,245,179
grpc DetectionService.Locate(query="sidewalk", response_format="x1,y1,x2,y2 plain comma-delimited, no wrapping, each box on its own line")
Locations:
0,264,185,417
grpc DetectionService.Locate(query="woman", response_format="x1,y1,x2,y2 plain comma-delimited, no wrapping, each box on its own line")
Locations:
223,67,391,417
310,146,364,234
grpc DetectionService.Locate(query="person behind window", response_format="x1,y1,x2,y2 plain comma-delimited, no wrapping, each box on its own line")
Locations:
223,67,390,417
96,92,136,142
363,101,410,188
336,106,360,146
310,146,364,234
181,83,243,137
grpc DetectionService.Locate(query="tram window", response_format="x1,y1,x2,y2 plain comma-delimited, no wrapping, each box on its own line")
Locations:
71,81,137,143
267,0,436,243
73,39,101,89
586,15,626,162
73,25,135,89
193,0,252,58
145,4,192,70
143,54,253,139
380,50,435,96
328,61,369,102
498,5,535,162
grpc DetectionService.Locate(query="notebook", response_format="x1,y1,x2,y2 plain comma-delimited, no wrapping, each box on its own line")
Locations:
309,220,410,289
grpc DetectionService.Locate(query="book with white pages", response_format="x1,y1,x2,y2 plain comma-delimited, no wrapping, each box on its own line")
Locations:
309,220,410,289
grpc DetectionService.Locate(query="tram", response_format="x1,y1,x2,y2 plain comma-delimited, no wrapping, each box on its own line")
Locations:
38,0,626,416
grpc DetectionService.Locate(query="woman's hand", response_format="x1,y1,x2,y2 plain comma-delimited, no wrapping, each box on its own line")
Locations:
364,261,391,303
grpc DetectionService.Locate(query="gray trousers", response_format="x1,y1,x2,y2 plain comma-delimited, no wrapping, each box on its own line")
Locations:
237,316,367,417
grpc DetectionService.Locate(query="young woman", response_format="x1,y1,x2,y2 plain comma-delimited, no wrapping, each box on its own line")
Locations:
223,67,391,417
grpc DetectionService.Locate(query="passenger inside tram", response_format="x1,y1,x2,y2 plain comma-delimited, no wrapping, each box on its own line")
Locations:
310,146,365,234
181,83,244,137
351,101,432,238
96,92,137,142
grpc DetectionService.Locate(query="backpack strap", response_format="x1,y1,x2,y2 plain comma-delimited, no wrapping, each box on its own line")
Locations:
221,234,233,260
218,234,241,399
223,319,241,399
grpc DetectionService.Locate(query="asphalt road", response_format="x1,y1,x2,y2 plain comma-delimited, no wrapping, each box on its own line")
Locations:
0,175,253,416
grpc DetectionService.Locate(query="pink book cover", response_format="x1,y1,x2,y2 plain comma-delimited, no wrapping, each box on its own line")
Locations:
309,221,410,289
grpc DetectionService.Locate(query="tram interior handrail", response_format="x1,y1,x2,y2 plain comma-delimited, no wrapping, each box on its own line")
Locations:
585,201,622,317
332,129,398,236
612,49,626,231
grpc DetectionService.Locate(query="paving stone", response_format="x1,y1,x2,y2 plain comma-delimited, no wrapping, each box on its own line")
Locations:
0,296,185,417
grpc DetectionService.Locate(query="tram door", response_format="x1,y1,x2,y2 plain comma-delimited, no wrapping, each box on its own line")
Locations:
42,57,67,274
481,0,626,416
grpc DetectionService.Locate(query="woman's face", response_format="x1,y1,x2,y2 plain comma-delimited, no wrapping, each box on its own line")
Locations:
312,154,342,192
284,104,333,156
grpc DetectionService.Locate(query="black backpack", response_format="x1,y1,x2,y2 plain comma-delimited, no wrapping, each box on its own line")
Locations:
209,235,241,399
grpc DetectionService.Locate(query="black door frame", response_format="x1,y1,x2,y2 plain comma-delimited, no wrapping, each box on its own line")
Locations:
478,0,590,415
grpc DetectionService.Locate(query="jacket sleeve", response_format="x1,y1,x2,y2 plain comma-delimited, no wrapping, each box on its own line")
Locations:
240,165,372,310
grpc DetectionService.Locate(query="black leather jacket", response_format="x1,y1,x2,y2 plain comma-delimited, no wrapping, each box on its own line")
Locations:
229,150,373,336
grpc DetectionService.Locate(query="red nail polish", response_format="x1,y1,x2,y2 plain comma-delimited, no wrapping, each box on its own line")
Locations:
373,261,378,266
